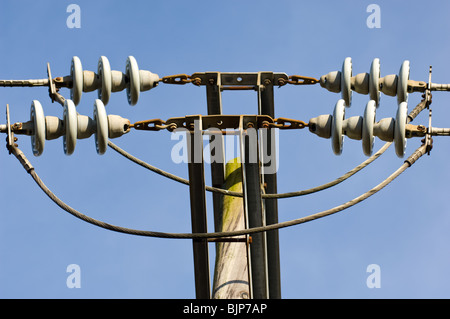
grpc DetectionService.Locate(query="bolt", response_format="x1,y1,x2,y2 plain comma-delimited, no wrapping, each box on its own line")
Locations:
192,78,202,86
167,123,178,132
240,291,249,299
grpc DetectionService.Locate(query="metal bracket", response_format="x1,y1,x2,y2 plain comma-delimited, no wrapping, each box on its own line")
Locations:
190,72,289,90
47,63,56,103
165,114,275,131
424,109,433,155
185,114,211,299
134,115,307,133
425,66,433,155
408,79,427,93
5,104,13,154
405,124,427,138
47,63,66,106
132,118,168,131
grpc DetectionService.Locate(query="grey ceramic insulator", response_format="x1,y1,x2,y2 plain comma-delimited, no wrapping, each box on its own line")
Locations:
83,70,100,93
45,116,64,141
332,99,346,155
107,114,131,139
373,117,394,142
70,56,83,106
343,116,363,140
308,114,332,138
394,101,407,157
139,70,159,92
351,73,370,95
319,71,341,93
76,114,96,139
380,74,398,97
63,99,78,155
30,100,45,156
111,70,127,92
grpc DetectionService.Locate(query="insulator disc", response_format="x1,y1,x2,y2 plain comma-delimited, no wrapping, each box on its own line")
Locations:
63,99,77,155
30,100,45,156
332,99,346,155
93,99,108,155
70,56,83,106
341,57,352,107
397,60,410,105
394,101,407,157
369,58,380,106
126,56,140,106
98,56,112,105
362,100,376,156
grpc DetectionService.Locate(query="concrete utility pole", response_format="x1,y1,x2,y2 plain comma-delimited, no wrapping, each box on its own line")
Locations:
212,159,250,299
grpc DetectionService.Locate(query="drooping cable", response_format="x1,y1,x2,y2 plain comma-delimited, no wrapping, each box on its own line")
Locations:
107,140,391,199
12,142,427,239
107,97,427,199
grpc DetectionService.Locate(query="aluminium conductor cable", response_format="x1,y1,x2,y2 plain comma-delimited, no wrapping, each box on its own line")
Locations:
107,140,392,199
11,140,428,239
107,97,428,199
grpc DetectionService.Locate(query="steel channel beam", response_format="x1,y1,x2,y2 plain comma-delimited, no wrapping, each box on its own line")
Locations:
197,72,283,299
186,116,211,299
258,72,282,299
205,72,226,233
240,115,268,299
204,73,257,299
191,72,288,88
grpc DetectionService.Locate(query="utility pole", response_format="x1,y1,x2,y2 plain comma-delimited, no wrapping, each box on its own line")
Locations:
212,159,250,299
1,55,449,301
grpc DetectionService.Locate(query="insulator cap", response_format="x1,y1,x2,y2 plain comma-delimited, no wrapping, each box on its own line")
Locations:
308,114,332,139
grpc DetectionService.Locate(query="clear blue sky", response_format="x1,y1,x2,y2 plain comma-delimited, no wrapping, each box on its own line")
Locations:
1,0,450,299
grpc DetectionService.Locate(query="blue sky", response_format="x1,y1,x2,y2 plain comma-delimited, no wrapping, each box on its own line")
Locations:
1,0,450,299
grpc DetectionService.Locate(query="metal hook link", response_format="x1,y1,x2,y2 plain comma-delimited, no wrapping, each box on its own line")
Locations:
160,74,202,86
